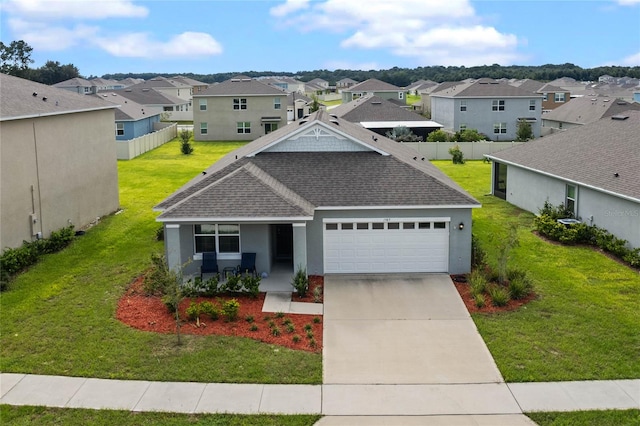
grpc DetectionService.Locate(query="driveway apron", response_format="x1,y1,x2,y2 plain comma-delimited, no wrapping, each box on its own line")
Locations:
323,274,504,385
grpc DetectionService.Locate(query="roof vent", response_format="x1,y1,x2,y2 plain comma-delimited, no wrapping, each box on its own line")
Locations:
603,99,609,102
329,114,338,119
125,89,132,92
298,120,307,125
102,94,108,97
330,119,340,125
611,115,629,120
142,88,149,92
616,101,627,105
112,93,117,96
32,92,38,97
372,101,382,105
231,78,240,82
242,78,251,82
42,96,47,101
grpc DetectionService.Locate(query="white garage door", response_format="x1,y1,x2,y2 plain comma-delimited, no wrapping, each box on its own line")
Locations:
323,218,449,273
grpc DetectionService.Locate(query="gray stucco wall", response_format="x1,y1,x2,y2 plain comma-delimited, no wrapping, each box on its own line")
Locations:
504,165,640,249
306,208,474,275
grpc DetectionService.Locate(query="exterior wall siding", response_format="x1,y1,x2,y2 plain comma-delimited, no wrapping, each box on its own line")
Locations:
0,110,120,249
194,95,287,141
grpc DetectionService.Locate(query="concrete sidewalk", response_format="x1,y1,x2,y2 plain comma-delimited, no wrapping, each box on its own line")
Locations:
2,374,638,416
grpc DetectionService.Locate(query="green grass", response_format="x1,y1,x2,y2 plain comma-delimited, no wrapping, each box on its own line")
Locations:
321,99,342,107
435,160,640,382
0,405,321,426
527,409,640,426
0,139,322,384
406,94,420,104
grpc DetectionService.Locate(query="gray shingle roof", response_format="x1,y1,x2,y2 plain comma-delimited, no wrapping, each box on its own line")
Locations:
344,78,401,92
1,73,116,121
128,77,191,90
107,87,187,106
542,96,640,125
91,92,162,121
332,95,431,122
195,75,285,97
488,110,640,200
432,79,541,98
156,109,478,219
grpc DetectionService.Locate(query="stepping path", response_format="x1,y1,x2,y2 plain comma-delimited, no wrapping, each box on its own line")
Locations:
262,292,323,315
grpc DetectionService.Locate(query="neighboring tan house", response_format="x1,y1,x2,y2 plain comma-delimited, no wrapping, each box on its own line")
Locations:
193,75,288,141
93,92,162,140
541,95,640,132
171,75,209,95
512,79,570,111
109,85,189,121
0,73,120,250
430,78,543,141
486,111,640,249
308,78,329,89
155,109,479,277
125,77,193,120
342,78,406,104
259,77,306,94
331,95,442,139
336,78,358,91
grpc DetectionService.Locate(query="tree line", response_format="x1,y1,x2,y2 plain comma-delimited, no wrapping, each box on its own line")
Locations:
3,40,638,87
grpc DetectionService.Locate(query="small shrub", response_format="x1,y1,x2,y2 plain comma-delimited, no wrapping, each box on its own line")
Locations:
275,311,285,319
268,320,276,328
488,285,510,307
286,323,295,333
155,226,164,241
509,276,533,300
303,323,312,331
245,315,255,323
313,316,321,324
186,301,202,321
271,327,281,336
222,298,240,322
308,338,317,349
241,274,261,298
222,274,242,293
468,269,488,296
200,276,220,297
471,233,487,269
200,301,219,320
448,145,465,164
292,335,301,343
313,285,323,303
282,318,293,326
292,266,309,297
306,330,314,339
144,253,175,296
179,129,194,155
263,315,272,321
250,324,258,332
474,293,486,308
180,279,200,298
162,295,179,313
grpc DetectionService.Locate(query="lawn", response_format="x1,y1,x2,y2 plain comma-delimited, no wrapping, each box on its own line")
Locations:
0,405,321,426
434,160,640,382
528,409,640,426
0,139,322,384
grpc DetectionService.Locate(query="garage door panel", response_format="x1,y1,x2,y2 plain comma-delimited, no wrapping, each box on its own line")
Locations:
324,219,449,273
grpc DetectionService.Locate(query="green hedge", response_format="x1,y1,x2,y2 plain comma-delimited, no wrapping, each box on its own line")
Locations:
0,225,75,290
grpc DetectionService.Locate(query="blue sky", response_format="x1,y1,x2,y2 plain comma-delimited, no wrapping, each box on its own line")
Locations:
1,0,639,77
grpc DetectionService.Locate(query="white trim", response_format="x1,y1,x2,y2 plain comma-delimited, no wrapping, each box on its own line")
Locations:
316,204,480,210
157,216,314,223
165,224,180,229
1,105,118,122
193,252,241,261
323,217,451,223
292,222,307,228
485,156,640,204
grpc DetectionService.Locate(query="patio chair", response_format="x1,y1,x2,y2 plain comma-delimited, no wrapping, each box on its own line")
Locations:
200,252,219,280
237,252,257,277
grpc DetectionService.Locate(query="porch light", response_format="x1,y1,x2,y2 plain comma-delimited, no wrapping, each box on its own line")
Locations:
458,222,464,230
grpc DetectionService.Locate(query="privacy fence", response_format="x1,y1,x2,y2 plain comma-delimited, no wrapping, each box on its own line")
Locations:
116,122,178,160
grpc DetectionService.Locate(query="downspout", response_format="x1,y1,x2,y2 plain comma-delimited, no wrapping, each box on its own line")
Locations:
32,121,44,238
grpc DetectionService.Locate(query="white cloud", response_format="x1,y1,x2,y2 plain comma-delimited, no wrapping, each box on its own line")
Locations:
620,51,640,66
270,0,309,17
93,32,223,58
270,0,523,66
2,0,148,19
616,0,640,5
8,17,98,50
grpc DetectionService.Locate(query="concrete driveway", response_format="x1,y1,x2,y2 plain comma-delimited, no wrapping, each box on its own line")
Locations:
323,274,504,385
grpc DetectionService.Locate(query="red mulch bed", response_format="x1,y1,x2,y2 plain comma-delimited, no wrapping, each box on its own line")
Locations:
116,275,323,353
451,275,537,314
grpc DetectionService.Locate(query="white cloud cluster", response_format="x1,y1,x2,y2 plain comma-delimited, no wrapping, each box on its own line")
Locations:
3,0,223,59
270,0,523,66
619,51,640,66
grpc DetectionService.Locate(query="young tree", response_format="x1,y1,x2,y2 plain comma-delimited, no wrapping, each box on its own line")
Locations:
516,119,533,141
426,129,450,142
0,40,34,77
385,126,422,142
179,129,194,155
309,95,321,112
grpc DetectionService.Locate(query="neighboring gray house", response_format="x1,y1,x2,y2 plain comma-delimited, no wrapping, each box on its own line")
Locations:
336,78,357,91
155,109,479,278
331,95,442,139
342,78,406,104
430,78,543,141
193,75,287,141
53,77,124,95
541,95,640,132
486,111,640,249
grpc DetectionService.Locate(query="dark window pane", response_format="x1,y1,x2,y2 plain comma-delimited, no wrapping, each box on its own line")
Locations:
434,222,446,229
403,223,415,229
341,223,353,230
372,223,384,230
418,222,431,229
326,223,338,230
195,236,216,253
219,236,239,253
357,223,369,230
388,222,400,230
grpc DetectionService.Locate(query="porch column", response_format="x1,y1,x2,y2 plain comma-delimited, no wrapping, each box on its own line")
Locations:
292,222,307,273
164,224,182,272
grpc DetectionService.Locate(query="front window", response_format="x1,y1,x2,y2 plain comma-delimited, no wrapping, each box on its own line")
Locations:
237,122,251,134
493,122,507,134
460,100,467,112
566,184,577,217
264,123,278,134
274,97,281,110
543,93,548,101
233,98,247,110
555,93,566,103
200,122,208,135
115,122,124,136
199,99,207,111
529,100,536,111
194,224,240,254
492,99,505,111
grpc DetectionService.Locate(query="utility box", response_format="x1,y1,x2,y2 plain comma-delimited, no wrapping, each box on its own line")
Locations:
29,213,38,236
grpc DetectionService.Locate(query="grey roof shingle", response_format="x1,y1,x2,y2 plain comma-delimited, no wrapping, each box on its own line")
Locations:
195,75,285,97
1,73,116,120
542,96,640,125
156,109,479,219
91,92,162,121
332,95,431,122
488,110,640,200
344,78,401,92
107,87,187,106
432,79,542,98
128,77,192,90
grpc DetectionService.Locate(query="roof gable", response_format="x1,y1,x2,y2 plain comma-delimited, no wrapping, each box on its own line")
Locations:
332,95,431,123
346,78,401,92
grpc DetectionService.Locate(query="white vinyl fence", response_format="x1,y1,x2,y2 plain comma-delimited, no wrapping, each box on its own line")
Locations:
402,141,525,160
116,122,178,160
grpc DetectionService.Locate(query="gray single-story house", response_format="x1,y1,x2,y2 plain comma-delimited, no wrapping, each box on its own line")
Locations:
486,110,640,249
154,110,480,277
